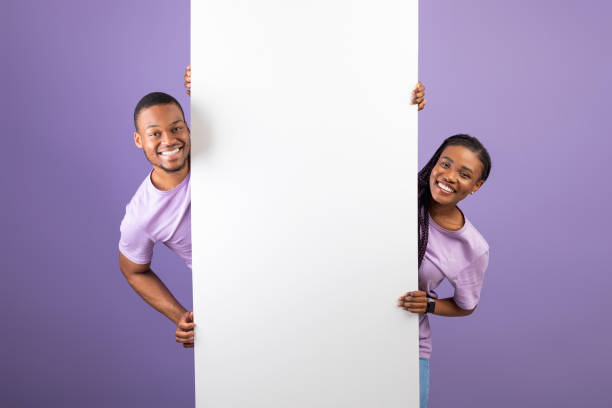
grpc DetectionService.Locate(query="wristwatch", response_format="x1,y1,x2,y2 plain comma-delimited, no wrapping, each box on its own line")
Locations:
426,298,436,314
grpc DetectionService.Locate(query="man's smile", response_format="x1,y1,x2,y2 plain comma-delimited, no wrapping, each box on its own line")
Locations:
158,145,184,160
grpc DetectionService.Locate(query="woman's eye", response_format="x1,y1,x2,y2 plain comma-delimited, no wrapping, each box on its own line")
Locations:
440,162,450,168
172,127,182,132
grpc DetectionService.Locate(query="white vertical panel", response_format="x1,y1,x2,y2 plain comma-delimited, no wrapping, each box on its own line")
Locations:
191,1,419,406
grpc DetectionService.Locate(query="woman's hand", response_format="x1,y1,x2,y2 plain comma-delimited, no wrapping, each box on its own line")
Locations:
411,82,426,111
184,64,191,95
398,290,428,314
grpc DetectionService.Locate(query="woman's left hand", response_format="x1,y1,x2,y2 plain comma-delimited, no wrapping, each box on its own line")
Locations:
398,290,428,314
411,82,426,111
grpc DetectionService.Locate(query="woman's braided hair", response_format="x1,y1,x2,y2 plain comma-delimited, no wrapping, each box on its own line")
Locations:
418,134,492,267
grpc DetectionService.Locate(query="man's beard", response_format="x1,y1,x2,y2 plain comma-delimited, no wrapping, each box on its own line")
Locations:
144,149,190,174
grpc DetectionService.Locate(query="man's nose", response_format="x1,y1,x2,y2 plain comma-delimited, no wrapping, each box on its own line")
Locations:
160,131,176,144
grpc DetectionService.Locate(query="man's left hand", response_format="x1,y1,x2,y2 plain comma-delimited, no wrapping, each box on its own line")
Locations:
175,311,195,348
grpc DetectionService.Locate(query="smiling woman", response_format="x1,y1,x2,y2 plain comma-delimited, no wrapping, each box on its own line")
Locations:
398,134,492,408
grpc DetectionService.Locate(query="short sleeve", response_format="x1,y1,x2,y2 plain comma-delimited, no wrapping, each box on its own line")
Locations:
450,251,489,310
118,214,154,265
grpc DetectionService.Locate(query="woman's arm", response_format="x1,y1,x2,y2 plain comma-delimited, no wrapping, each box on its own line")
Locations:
428,297,475,317
398,290,476,317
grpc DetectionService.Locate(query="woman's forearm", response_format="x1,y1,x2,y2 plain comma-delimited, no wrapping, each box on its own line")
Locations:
431,297,475,317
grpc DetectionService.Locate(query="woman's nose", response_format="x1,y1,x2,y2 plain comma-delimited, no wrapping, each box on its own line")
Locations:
442,171,457,183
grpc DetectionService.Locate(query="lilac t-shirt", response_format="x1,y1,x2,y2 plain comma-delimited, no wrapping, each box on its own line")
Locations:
418,213,489,359
119,171,192,269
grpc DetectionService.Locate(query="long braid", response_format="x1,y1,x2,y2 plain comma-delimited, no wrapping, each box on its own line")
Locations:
417,159,436,267
417,134,492,269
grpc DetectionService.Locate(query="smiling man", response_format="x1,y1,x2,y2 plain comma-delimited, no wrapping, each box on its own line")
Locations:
118,92,196,348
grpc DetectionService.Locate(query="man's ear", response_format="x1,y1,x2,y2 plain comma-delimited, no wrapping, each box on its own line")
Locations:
134,131,143,149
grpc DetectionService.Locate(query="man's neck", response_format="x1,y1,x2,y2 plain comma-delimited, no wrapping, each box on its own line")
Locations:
150,163,190,191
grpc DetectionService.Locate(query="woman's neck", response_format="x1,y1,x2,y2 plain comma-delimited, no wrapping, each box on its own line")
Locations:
429,202,465,231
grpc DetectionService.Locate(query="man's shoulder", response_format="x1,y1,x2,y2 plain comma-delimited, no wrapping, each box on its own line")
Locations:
120,173,153,226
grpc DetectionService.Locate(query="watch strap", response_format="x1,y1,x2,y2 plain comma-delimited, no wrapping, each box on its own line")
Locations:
426,298,436,314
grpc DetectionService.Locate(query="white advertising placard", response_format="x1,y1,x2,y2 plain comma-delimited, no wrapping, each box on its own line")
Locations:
191,1,419,406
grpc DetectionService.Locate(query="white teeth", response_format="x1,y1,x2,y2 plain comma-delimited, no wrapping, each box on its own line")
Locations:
438,182,454,193
160,147,180,156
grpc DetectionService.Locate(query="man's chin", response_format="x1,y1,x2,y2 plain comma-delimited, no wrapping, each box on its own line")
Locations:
158,159,188,174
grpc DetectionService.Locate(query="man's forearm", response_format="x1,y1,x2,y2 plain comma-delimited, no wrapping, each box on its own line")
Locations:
432,297,475,317
124,268,187,324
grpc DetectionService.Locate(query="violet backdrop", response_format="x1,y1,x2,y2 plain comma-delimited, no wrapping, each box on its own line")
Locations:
1,0,610,407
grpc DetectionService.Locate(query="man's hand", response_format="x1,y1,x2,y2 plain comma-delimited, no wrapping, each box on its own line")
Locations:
184,65,191,95
175,311,195,348
397,290,428,314
411,82,426,111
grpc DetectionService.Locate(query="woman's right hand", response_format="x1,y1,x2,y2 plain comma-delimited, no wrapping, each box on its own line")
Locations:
398,290,428,314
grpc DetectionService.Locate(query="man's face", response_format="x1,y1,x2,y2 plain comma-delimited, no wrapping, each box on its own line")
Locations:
134,103,190,173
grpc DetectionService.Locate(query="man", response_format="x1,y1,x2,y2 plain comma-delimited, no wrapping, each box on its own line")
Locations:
119,91,195,348
119,67,426,349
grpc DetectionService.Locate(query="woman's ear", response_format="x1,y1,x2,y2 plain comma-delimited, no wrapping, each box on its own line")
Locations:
471,180,484,195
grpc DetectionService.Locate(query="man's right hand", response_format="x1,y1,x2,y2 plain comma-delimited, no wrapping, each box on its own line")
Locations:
175,311,195,348
184,65,191,95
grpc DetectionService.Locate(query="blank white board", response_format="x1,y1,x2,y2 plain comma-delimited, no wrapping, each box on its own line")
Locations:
191,1,419,406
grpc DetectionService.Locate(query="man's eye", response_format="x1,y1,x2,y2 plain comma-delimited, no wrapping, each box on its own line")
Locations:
460,173,470,179
150,132,160,137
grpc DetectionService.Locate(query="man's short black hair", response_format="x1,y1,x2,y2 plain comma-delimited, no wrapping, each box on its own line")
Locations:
133,92,185,131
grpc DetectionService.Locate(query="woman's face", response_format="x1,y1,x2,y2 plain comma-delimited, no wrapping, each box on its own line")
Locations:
429,145,485,206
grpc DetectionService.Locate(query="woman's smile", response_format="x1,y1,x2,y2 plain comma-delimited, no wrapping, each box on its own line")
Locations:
435,180,455,194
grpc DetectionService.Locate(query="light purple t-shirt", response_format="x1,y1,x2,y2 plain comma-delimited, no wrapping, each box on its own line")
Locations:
418,212,489,359
119,171,192,269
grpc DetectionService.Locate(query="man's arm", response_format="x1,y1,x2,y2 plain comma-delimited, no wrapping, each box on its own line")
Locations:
119,251,195,347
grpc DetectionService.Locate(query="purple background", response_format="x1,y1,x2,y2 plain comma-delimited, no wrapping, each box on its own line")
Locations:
1,0,610,407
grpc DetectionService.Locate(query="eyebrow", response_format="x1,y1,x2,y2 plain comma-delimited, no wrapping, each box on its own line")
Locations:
146,119,185,130
441,156,473,174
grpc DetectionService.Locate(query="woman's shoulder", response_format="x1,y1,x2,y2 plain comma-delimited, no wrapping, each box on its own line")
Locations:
463,217,489,257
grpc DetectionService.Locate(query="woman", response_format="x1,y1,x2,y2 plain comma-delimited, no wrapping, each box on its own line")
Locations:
398,135,492,408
